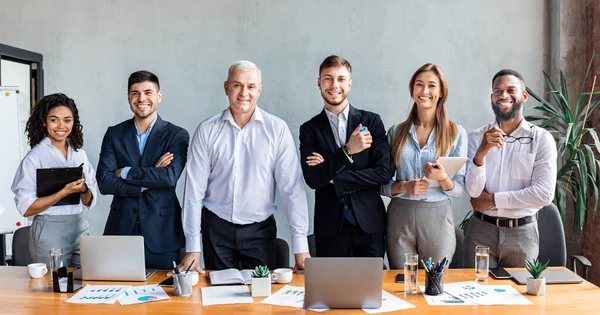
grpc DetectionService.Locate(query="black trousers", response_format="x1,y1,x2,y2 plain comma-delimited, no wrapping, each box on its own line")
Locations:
130,220,180,270
315,218,385,258
201,208,277,270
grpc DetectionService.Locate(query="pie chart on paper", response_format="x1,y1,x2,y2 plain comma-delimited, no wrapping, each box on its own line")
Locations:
138,296,159,302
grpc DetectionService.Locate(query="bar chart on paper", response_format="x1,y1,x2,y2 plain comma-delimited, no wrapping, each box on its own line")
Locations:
261,285,306,307
65,285,131,304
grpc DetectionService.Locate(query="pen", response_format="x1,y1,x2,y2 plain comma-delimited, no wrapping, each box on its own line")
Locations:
79,163,84,167
185,259,195,274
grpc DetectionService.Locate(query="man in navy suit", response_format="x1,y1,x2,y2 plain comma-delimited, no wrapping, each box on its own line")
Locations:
96,70,189,269
299,56,392,257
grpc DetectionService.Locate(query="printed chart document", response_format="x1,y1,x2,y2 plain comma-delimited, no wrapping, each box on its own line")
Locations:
477,285,532,305
362,290,415,314
65,285,130,304
201,285,253,306
419,285,477,306
209,268,254,285
443,281,532,306
260,285,328,312
118,285,170,305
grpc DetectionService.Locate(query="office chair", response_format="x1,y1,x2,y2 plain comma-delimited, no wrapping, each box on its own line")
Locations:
11,226,32,266
537,203,591,279
308,234,316,258
274,238,290,269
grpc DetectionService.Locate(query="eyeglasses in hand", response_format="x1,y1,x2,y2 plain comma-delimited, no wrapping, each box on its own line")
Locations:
504,135,533,144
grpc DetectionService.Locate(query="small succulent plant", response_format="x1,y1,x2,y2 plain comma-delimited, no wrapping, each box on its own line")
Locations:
252,265,270,278
525,259,549,279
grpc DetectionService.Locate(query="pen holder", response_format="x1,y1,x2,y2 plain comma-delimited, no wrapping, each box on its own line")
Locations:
52,267,82,293
424,271,444,296
173,272,193,297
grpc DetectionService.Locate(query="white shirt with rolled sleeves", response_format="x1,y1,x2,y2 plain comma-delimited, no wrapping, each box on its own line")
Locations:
182,107,309,254
465,119,557,218
11,137,98,216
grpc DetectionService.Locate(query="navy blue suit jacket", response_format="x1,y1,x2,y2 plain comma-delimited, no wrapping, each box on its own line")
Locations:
299,106,392,237
96,115,189,253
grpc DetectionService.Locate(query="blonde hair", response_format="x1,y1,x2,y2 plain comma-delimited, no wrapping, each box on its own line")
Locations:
390,63,458,168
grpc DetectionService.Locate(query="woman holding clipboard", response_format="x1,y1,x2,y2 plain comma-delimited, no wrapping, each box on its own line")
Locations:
11,93,97,267
381,64,467,269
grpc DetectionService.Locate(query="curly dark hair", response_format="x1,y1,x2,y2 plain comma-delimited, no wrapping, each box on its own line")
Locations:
25,93,84,150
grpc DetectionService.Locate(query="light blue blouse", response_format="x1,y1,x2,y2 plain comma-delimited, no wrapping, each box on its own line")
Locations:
381,123,468,202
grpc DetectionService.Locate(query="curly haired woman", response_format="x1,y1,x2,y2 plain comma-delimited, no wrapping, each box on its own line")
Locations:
11,93,97,267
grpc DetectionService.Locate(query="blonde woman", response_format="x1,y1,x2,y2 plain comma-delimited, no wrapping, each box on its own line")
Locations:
381,64,467,268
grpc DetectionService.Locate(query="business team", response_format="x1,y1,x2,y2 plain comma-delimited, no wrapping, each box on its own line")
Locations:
12,55,556,270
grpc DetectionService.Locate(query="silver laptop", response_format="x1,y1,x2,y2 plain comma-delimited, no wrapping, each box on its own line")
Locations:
507,269,584,285
304,257,383,309
80,236,157,281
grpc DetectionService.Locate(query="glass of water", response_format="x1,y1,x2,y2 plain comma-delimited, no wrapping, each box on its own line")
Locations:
404,253,419,294
49,248,63,277
475,245,489,281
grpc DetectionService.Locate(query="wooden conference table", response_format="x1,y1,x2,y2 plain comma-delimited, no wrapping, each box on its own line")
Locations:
0,266,598,314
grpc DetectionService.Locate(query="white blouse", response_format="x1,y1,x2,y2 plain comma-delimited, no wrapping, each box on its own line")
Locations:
11,137,98,216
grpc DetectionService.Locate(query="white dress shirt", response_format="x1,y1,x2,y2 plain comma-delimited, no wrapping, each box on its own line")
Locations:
183,107,309,254
11,137,98,216
465,119,557,218
324,104,354,162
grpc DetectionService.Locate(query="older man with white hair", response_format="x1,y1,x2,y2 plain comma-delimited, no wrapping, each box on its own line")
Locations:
177,61,311,273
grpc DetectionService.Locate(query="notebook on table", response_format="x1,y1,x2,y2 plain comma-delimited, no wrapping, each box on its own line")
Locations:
209,269,254,285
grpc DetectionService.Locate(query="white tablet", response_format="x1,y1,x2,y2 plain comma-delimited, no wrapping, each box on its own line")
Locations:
424,156,468,187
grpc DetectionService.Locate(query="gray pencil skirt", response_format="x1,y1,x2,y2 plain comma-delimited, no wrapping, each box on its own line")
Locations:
386,198,456,269
29,213,89,267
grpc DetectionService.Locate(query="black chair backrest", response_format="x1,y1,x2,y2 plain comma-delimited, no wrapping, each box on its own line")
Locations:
12,226,32,266
274,238,290,269
537,203,567,266
308,234,316,258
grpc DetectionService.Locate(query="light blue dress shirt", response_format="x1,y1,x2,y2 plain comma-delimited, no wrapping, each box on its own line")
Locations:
381,123,468,202
120,115,158,180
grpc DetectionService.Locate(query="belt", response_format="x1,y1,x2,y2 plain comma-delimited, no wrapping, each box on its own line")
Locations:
474,211,537,228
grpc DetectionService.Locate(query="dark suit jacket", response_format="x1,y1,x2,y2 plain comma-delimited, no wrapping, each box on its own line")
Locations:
299,105,392,237
96,115,189,253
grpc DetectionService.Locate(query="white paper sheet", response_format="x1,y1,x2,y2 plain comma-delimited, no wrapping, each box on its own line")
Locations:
362,290,415,314
259,285,328,312
118,285,170,305
201,285,254,306
442,281,532,306
477,285,532,305
65,285,130,304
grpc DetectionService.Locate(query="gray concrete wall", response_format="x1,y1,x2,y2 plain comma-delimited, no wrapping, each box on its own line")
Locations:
0,0,547,266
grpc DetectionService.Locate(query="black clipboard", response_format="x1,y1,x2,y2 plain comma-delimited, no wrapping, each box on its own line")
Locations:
36,167,83,206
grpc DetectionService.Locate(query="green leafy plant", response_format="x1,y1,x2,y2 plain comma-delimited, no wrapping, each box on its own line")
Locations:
525,55,600,233
525,258,550,279
252,265,270,278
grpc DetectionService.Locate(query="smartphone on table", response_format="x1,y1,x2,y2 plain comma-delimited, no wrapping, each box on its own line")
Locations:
489,267,512,279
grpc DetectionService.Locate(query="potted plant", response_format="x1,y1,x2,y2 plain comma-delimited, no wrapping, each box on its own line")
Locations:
525,55,600,233
525,259,549,296
251,265,271,297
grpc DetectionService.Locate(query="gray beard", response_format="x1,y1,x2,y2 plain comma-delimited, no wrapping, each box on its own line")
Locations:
492,100,522,121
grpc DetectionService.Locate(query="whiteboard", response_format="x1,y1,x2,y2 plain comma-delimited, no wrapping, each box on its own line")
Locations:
0,87,27,234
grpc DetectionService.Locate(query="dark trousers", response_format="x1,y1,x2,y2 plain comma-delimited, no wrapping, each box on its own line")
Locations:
315,218,385,258
130,220,180,270
201,208,277,270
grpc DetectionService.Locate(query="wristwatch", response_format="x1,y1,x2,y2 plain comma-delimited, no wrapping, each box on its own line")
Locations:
343,145,352,157
81,184,89,194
